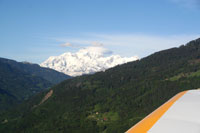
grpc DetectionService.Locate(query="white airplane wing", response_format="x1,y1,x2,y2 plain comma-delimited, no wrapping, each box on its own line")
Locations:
126,90,200,133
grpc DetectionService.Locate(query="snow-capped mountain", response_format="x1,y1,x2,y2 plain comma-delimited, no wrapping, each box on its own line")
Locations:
40,45,139,76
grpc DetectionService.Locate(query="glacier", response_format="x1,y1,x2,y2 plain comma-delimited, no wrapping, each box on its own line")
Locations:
40,45,138,76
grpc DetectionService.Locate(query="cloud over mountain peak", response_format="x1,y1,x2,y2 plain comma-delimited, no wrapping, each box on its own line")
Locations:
40,44,138,76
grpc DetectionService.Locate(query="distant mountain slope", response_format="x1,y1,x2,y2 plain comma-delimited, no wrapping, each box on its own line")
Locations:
0,58,71,111
1,38,200,133
0,58,71,84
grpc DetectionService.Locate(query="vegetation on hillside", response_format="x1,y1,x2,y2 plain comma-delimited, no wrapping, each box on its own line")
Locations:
0,58,70,112
1,38,200,132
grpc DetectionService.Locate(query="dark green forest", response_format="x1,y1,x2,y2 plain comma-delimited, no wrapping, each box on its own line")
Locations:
1,38,200,133
0,58,70,112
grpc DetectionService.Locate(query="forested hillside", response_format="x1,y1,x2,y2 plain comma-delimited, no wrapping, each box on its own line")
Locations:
0,58,70,111
1,38,200,133
0,58,71,84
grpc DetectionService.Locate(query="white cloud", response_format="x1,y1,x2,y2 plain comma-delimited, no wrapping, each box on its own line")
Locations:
170,0,200,9
55,33,200,58
60,42,72,47
79,44,112,57
91,41,103,47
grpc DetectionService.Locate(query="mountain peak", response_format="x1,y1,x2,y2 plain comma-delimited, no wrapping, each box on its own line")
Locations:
40,47,138,76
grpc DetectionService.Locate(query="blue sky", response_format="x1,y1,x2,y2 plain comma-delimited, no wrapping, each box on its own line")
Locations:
0,0,200,63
